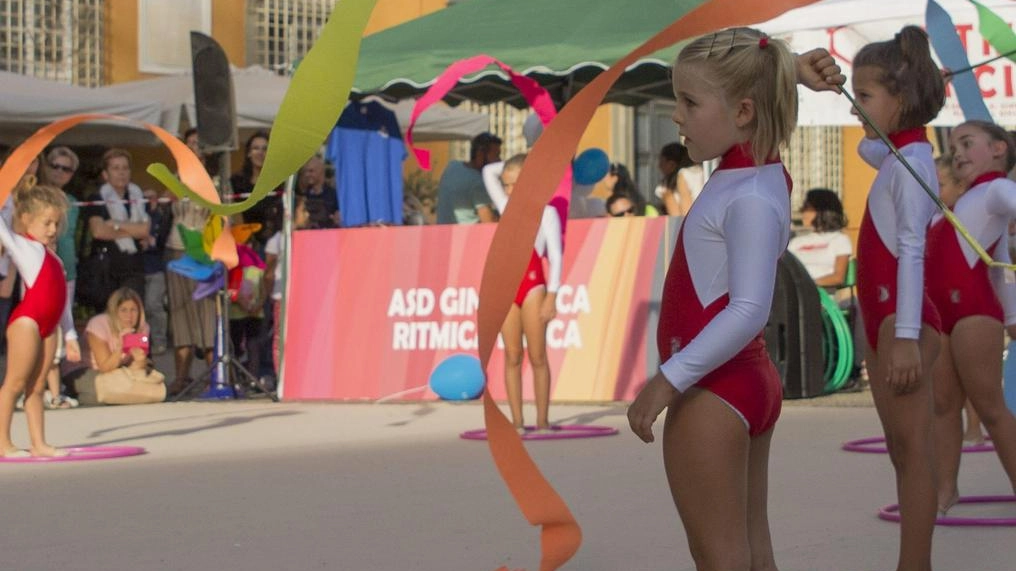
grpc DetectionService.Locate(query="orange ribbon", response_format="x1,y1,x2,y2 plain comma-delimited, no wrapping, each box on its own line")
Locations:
476,1,818,570
0,114,237,268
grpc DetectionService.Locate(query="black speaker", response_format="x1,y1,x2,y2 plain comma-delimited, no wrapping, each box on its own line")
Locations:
767,254,826,399
191,31,237,151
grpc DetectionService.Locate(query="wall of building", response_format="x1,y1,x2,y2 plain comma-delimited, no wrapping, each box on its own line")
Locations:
840,125,876,245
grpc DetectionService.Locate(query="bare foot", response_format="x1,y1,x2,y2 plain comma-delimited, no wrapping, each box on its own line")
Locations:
1,447,30,458
963,431,986,445
30,445,68,458
938,490,960,514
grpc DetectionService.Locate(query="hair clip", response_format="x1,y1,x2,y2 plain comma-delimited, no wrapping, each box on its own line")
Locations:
759,35,769,49
707,33,719,58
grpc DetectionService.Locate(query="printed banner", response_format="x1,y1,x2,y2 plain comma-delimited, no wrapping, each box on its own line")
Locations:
281,217,675,402
777,3,1016,125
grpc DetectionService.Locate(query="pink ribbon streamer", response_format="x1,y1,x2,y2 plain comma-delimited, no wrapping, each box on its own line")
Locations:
403,54,572,229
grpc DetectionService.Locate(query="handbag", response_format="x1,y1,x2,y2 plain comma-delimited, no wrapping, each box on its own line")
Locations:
76,367,166,405
76,245,116,309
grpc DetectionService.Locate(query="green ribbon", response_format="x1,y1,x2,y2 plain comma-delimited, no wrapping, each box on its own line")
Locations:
149,0,379,214
970,0,1016,65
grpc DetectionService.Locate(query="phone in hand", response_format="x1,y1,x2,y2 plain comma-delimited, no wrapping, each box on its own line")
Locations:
122,332,150,355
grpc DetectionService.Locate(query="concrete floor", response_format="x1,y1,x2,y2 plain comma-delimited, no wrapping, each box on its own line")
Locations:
0,397,1012,571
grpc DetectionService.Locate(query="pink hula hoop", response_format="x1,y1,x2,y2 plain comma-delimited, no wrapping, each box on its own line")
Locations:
878,496,1016,526
0,445,146,463
460,425,618,441
843,436,994,454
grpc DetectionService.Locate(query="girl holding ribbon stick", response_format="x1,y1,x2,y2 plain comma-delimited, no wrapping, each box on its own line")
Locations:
928,120,1016,514
850,26,945,571
627,28,843,570
0,184,69,457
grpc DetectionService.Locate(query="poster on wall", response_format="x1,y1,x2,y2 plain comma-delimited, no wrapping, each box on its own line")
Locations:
281,218,677,402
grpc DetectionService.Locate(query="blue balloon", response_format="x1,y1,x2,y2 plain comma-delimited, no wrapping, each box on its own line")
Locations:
429,354,485,401
573,148,610,185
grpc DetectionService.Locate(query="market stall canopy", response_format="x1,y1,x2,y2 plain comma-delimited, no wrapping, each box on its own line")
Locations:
352,0,692,107
0,71,164,146
354,0,1016,125
98,66,489,141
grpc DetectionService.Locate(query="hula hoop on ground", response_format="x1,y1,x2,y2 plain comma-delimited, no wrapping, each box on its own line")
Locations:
843,436,994,454
0,445,146,463
460,425,618,441
878,495,1016,526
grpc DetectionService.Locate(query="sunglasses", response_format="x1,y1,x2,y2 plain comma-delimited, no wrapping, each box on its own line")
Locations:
49,163,74,174
610,207,635,217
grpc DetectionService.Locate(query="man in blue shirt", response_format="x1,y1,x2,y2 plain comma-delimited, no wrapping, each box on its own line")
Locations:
436,132,502,224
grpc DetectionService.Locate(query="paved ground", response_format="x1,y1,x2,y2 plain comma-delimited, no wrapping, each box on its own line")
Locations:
1,392,1013,571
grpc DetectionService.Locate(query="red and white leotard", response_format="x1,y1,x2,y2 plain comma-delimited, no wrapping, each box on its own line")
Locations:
856,129,942,349
483,162,563,306
657,144,790,436
926,171,1016,333
0,217,67,338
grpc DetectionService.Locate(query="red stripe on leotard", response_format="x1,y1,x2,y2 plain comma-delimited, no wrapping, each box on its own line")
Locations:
856,209,941,349
967,171,1007,190
925,218,1003,333
657,225,782,436
656,143,784,436
513,250,546,306
9,245,67,338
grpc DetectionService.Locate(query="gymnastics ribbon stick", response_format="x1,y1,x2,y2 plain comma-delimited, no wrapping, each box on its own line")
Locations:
0,113,238,268
403,55,572,230
148,0,378,215
476,1,821,569
942,47,1016,77
841,88,1016,270
926,0,992,121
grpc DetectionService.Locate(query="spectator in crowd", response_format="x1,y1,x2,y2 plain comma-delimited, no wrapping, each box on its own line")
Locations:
435,132,501,224
81,148,150,308
141,186,172,355
606,193,637,218
297,155,340,227
404,194,427,226
76,287,165,405
231,131,280,248
655,142,704,216
787,188,852,287
605,162,654,216
38,146,83,408
263,196,310,374
166,132,215,397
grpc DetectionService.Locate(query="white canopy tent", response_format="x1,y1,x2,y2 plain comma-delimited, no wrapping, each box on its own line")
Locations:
0,71,164,146
754,0,1016,126
98,66,491,143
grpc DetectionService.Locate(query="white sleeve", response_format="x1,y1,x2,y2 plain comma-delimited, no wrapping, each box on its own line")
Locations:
660,195,784,393
540,207,563,293
989,235,1016,326
0,215,43,287
984,179,1016,220
889,160,936,340
482,162,509,214
59,292,76,341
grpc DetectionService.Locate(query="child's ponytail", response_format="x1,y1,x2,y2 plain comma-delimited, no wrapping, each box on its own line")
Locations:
855,25,944,130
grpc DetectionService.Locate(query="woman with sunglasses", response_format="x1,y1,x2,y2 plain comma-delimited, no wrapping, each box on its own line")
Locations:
38,147,83,408
606,194,637,217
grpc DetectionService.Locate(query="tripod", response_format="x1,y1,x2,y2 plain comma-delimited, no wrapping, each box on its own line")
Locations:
169,288,277,402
